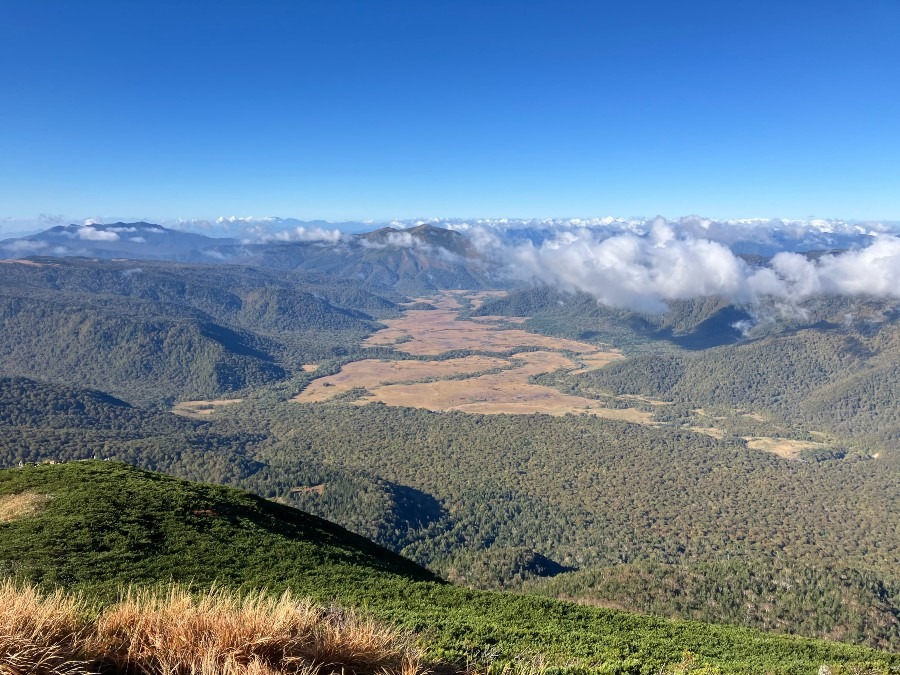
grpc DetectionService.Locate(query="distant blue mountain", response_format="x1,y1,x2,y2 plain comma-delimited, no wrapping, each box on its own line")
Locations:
0,222,237,261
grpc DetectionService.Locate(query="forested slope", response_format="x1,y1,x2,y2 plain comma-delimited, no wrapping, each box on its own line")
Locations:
0,259,401,404
1,460,895,674
478,287,900,451
3,376,898,649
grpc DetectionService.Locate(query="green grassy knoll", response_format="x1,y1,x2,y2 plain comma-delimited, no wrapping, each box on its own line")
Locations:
0,461,896,674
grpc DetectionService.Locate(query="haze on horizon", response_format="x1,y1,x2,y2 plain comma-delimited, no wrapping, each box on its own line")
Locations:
2,0,899,225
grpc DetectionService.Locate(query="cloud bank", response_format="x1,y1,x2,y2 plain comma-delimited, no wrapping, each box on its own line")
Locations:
485,219,900,313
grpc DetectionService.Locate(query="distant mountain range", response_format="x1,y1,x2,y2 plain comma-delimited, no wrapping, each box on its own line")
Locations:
0,221,237,261
0,220,498,292
4,216,893,263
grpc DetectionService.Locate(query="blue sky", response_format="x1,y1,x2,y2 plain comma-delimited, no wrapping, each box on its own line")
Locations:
1,0,899,225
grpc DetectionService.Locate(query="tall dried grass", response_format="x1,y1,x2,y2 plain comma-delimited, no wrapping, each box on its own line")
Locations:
0,490,52,523
0,580,425,675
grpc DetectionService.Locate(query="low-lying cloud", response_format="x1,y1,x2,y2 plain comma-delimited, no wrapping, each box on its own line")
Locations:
76,226,119,241
483,219,900,313
245,225,343,244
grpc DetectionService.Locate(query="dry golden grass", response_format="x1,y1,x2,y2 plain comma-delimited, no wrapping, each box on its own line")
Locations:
462,290,508,310
301,364,319,372
0,580,87,675
469,315,528,325
0,259,54,267
0,581,425,675
294,356,508,403
302,291,654,420
171,399,244,418
299,291,651,421
743,437,825,460
0,490,51,523
363,292,617,357
687,427,725,440
354,352,653,422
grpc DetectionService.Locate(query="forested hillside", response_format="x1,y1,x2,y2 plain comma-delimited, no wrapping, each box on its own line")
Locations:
0,259,400,404
2,253,899,652
1,460,895,674
2,376,898,649
477,286,900,453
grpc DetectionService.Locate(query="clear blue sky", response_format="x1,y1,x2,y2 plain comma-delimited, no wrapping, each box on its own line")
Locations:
1,0,899,222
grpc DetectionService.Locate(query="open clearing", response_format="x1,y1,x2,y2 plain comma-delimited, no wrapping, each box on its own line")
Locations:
298,291,655,420
295,355,509,403
689,426,726,440
0,491,51,523
0,259,54,267
364,291,619,356
743,436,825,460
171,398,244,418
354,350,652,420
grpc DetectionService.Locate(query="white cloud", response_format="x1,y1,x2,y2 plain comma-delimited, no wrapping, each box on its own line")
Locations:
482,222,900,313
216,215,278,224
504,224,753,313
769,236,900,299
1,239,48,255
250,225,342,244
76,226,119,241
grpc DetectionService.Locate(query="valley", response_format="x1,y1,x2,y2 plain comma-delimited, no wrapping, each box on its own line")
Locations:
0,241,898,664
5,4,899,670
295,290,645,418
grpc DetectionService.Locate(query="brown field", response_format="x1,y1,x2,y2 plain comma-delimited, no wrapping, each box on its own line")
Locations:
364,291,619,357
362,377,656,420
688,426,725,440
171,399,243,418
471,315,529,324
0,491,51,523
301,364,319,372
294,356,508,403
743,436,825,460
297,292,656,421
0,258,53,266
466,289,508,309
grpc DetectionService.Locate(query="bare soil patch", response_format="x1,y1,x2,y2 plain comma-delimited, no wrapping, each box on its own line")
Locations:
171,399,243,418
0,491,51,523
301,364,319,372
